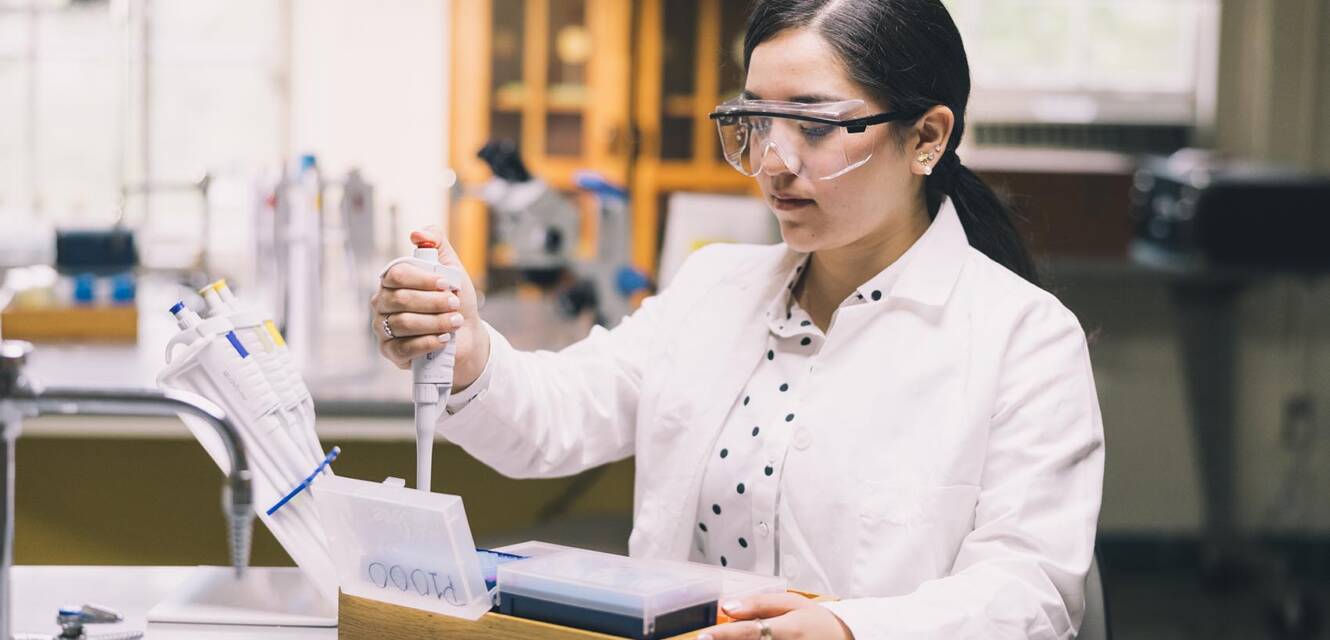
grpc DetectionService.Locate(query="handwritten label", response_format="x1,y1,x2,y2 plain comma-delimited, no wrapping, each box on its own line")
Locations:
365,561,465,605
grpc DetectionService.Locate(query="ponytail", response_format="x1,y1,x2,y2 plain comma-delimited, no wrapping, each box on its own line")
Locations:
927,154,1041,287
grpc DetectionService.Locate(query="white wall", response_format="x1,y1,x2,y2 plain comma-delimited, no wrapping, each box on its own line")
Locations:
0,0,452,260
289,0,451,254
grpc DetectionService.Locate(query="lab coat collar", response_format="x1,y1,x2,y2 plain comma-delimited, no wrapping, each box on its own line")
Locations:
744,197,968,309
890,196,968,307
764,250,908,335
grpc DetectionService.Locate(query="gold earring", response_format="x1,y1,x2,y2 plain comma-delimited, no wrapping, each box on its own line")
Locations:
917,149,937,175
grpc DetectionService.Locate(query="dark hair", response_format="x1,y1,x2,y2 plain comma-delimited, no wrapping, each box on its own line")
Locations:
744,0,1040,287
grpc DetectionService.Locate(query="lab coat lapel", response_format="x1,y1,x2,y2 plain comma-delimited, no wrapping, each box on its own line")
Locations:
655,246,802,559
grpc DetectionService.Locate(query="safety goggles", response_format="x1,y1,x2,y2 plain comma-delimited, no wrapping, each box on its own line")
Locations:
709,98,928,180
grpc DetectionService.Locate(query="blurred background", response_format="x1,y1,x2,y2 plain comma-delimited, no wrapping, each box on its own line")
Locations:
1,0,1328,637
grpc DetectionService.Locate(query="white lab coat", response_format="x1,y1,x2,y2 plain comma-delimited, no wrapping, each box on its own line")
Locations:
439,198,1105,640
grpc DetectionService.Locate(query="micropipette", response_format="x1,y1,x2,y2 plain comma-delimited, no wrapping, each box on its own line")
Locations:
380,239,464,492
167,303,313,481
199,280,324,466
160,302,335,566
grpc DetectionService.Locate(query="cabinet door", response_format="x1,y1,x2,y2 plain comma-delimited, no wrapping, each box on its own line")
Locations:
472,0,631,184
450,0,632,283
632,0,759,275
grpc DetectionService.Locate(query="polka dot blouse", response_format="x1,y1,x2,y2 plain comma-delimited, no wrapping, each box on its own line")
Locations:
689,253,906,573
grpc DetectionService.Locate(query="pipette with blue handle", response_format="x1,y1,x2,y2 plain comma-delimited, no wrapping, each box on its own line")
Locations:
380,239,464,492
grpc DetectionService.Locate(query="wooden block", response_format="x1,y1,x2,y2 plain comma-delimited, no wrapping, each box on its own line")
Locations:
1,304,138,342
338,592,702,640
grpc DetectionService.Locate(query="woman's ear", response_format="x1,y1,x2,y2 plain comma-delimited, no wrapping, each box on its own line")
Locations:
909,105,955,176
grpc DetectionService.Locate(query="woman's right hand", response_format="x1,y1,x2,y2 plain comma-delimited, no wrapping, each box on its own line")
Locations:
371,226,491,390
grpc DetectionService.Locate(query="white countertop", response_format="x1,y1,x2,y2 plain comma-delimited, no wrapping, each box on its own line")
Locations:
12,566,337,639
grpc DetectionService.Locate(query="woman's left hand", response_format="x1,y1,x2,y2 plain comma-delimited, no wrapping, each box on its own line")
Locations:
697,593,853,640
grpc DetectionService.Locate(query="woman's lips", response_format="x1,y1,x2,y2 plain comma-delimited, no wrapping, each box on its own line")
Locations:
771,195,814,211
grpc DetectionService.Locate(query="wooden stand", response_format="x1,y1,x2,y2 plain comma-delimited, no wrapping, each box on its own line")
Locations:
338,592,702,640
0,304,138,342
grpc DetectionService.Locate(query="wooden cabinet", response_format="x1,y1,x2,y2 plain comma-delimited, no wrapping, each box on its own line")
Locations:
630,0,759,276
449,0,633,284
449,0,757,285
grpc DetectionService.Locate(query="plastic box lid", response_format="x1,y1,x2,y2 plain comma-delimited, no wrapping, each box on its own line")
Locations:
678,563,788,602
494,542,787,601
498,549,722,620
314,475,491,620
495,540,580,558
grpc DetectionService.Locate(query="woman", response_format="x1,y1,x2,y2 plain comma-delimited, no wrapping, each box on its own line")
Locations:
371,1,1104,638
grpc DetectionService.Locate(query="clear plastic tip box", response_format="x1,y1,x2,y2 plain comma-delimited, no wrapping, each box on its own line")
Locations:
497,549,723,639
314,475,492,620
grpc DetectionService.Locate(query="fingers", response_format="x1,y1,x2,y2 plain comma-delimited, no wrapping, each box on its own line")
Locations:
372,288,461,315
720,593,817,621
700,607,844,640
378,333,452,368
375,227,474,370
697,619,763,640
702,594,808,640
382,262,456,291
696,617,771,638
379,312,464,341
409,226,444,248
410,225,463,266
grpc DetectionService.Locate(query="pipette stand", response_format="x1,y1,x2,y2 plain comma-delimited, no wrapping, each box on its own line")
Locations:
146,566,335,627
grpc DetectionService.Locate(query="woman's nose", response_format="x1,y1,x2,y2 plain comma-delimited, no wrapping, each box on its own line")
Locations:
758,140,799,177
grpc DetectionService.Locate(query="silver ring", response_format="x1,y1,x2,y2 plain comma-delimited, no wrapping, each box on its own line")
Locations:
756,618,773,640
381,315,395,339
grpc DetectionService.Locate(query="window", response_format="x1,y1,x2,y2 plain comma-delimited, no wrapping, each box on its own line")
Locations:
0,0,286,230
944,0,1220,129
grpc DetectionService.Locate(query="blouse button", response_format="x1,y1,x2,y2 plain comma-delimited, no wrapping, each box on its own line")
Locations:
783,554,800,579
793,427,812,450
758,522,771,537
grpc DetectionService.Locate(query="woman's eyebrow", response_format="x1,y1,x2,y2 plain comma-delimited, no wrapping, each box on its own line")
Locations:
741,90,843,103
789,93,842,103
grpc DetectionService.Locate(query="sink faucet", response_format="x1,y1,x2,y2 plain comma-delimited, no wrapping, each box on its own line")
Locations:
0,339,255,640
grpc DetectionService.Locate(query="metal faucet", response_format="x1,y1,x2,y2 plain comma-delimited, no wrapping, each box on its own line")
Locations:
0,339,255,640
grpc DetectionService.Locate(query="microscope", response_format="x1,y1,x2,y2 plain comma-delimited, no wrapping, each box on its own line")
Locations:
475,140,649,328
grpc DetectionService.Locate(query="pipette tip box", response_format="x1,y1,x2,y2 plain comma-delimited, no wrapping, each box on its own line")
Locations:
497,549,722,640
338,543,808,639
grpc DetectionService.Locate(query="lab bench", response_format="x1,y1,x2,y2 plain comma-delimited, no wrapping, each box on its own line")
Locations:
12,566,334,639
